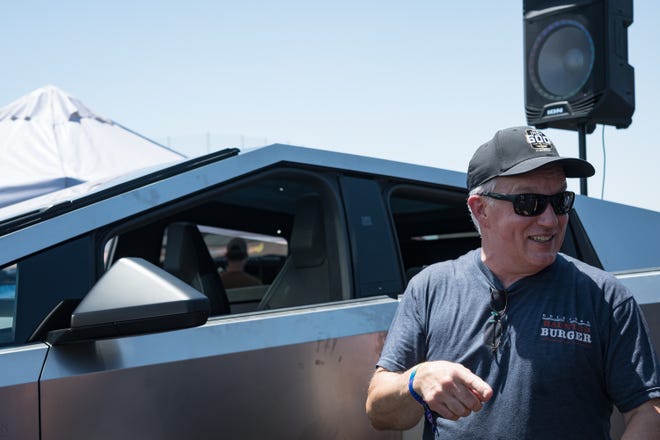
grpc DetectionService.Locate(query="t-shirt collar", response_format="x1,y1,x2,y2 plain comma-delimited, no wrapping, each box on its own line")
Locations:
473,248,562,293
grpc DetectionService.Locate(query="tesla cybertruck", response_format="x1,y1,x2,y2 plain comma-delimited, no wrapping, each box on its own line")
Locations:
0,144,658,439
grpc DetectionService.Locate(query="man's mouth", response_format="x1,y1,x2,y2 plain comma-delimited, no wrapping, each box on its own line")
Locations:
529,235,553,243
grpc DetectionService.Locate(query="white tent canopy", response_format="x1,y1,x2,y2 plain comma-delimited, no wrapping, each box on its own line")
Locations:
0,85,185,208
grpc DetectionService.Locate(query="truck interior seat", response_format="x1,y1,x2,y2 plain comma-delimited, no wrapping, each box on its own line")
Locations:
257,196,335,310
163,222,230,316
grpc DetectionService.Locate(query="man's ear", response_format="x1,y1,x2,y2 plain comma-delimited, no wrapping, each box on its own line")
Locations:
468,195,487,224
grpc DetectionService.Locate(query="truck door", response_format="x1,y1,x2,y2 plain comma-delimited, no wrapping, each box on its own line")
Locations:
37,166,400,439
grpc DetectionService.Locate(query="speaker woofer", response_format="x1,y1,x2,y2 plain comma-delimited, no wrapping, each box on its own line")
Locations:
529,19,595,100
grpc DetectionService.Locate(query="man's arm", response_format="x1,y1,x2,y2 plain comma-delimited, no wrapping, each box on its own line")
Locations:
366,361,493,430
366,367,424,430
621,398,660,439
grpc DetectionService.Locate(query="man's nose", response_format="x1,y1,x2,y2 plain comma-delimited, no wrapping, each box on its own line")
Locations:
536,202,559,226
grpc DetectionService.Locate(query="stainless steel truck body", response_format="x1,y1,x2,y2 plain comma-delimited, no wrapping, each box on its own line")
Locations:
0,144,658,439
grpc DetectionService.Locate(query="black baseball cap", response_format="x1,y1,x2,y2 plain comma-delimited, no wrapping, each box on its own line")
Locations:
467,126,595,190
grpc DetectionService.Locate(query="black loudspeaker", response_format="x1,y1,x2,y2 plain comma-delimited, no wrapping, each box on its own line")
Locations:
523,0,634,133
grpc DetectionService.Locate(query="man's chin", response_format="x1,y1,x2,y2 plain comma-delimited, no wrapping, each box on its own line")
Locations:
526,252,558,271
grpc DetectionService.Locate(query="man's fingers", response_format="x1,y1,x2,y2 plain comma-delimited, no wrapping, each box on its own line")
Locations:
444,395,473,418
450,379,485,413
458,369,493,402
426,376,484,419
434,401,461,421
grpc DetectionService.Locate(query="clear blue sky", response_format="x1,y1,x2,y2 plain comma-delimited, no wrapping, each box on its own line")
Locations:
2,1,659,211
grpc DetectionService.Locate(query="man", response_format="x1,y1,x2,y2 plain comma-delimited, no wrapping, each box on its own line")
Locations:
366,126,660,438
220,237,262,289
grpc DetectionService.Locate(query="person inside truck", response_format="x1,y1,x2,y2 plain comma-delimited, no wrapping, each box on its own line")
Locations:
366,126,660,438
219,237,262,289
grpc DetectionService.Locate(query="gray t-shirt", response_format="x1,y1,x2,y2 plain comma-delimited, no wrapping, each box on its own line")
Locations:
378,249,660,439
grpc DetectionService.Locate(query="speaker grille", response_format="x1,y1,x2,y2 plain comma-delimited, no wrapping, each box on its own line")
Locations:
528,19,595,101
572,92,601,113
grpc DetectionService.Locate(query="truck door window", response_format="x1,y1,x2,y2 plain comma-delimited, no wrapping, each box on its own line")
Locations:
198,226,287,313
103,169,349,315
388,187,481,283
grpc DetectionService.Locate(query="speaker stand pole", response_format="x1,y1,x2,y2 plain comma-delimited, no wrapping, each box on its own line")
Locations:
577,123,588,196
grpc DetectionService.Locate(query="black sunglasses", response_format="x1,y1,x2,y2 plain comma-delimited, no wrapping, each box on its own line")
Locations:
485,288,508,352
478,191,575,217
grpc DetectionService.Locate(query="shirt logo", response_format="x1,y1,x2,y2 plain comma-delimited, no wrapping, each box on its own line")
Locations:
524,129,554,151
540,314,592,346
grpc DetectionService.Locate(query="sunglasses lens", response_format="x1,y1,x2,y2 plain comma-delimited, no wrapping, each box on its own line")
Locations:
484,320,503,349
490,289,507,312
551,191,574,214
513,194,547,216
486,289,508,351
493,320,503,348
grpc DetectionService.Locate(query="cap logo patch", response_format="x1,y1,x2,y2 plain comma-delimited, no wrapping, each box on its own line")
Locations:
524,129,554,151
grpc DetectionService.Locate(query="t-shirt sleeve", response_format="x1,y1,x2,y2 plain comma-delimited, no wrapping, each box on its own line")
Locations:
376,275,428,372
605,295,660,413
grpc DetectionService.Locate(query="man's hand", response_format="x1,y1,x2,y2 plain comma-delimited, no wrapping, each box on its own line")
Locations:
366,361,492,430
412,360,493,421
